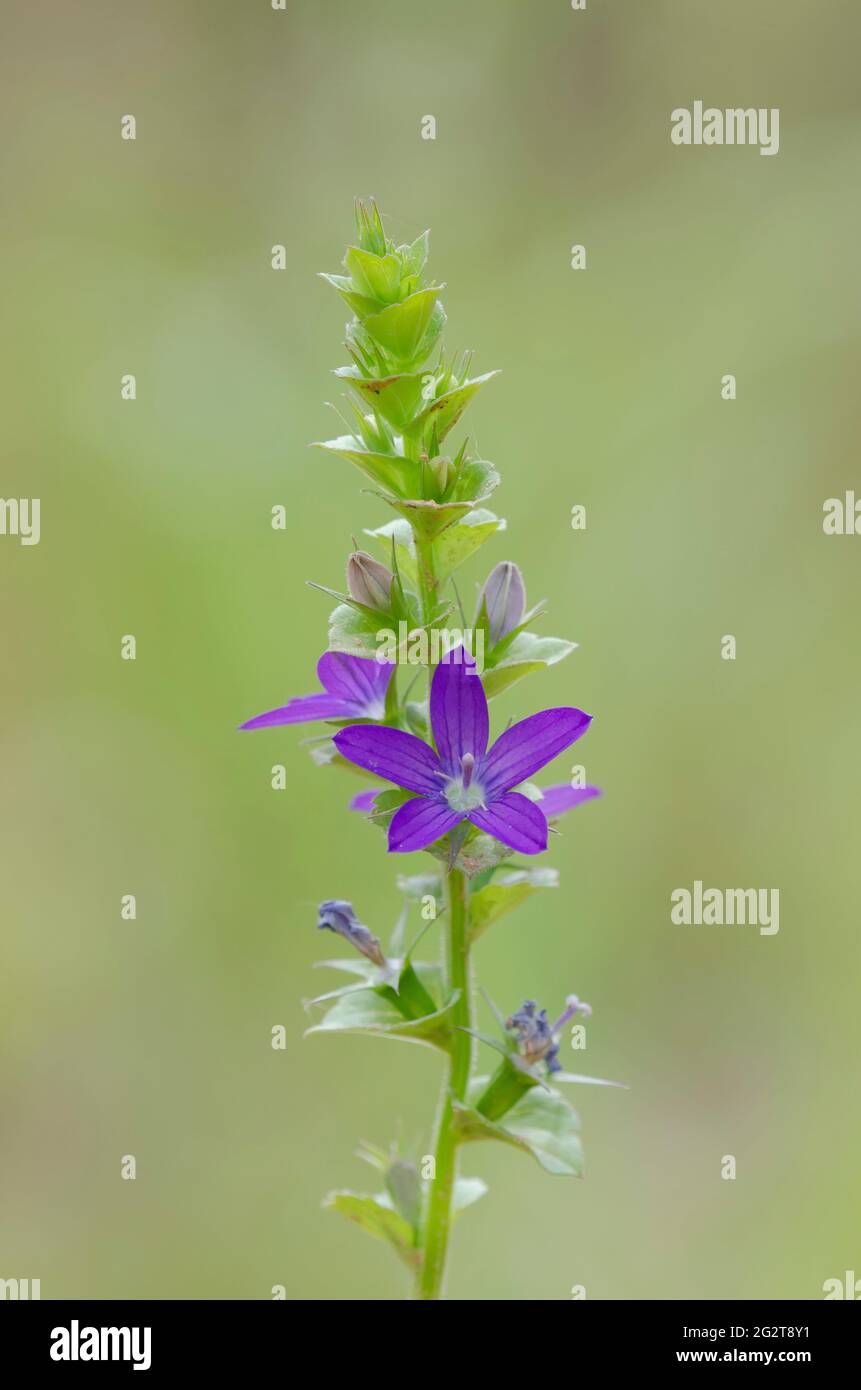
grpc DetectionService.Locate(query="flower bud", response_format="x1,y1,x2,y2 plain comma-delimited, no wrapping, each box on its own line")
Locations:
477,561,526,645
425,454,455,499
346,551,394,612
317,900,386,968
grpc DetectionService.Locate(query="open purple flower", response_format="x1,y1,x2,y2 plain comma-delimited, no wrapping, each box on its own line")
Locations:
333,650,591,855
349,780,601,817
239,652,393,731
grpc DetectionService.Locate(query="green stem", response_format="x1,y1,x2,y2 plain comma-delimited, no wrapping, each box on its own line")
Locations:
414,534,438,704
415,865,472,1300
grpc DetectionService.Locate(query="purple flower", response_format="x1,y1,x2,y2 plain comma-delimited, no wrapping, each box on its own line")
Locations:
349,780,601,818
239,652,393,731
333,650,591,855
534,783,601,817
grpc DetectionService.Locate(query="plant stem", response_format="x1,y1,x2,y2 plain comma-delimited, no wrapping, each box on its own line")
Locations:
416,865,472,1300
414,534,438,704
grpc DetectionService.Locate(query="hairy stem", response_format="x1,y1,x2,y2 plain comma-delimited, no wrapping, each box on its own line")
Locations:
416,865,472,1300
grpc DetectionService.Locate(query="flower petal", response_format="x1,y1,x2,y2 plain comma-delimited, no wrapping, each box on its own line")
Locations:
468,791,548,855
239,692,353,730
536,783,602,818
318,651,393,715
482,708,592,795
349,789,382,813
430,648,489,775
333,724,443,794
388,796,462,853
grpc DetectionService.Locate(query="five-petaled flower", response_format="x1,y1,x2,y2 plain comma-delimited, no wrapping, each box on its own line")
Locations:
333,650,592,854
239,652,393,730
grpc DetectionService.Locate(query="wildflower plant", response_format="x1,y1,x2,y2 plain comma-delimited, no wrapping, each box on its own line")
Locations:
241,201,618,1300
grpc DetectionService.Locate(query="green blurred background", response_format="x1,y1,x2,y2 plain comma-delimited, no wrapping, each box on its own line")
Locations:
2,0,860,1300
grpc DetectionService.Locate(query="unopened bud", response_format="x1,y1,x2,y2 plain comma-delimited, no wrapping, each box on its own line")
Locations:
347,551,394,611
425,454,455,498
477,561,526,645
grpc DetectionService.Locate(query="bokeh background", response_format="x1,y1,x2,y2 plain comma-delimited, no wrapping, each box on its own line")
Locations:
2,0,860,1301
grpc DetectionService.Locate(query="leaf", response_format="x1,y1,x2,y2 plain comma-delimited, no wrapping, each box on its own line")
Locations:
364,517,418,583
433,509,506,580
361,786,416,831
371,456,500,543
468,865,559,943
305,985,461,1052
395,959,438,1018
318,273,381,320
449,456,500,505
322,1190,418,1269
454,1079,583,1176
343,246,402,304
313,435,421,499
382,494,475,542
397,230,429,279
327,602,386,660
337,370,428,432
412,371,500,443
483,632,578,699
364,288,441,363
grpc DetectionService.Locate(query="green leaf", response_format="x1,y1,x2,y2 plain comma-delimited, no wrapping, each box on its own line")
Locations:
483,632,577,699
343,246,403,305
327,602,385,660
468,865,559,943
364,517,418,583
361,786,415,831
318,272,381,320
383,495,475,542
449,456,500,505
322,1190,418,1269
364,287,441,363
395,959,438,1019
313,435,421,499
412,371,500,443
305,985,461,1052
398,230,430,279
433,509,506,580
454,1079,583,1176
337,369,428,431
